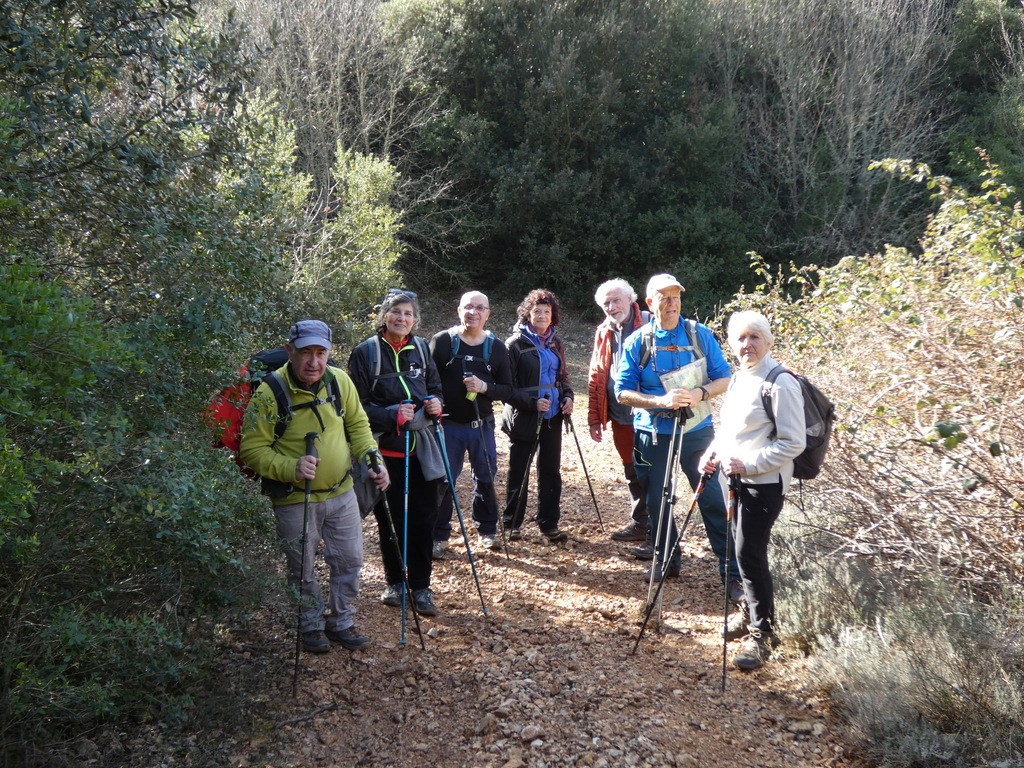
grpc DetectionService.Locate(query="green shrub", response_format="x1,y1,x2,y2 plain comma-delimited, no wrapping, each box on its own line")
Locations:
719,155,1023,766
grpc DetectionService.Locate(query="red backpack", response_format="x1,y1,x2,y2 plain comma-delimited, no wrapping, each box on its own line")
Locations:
204,348,291,475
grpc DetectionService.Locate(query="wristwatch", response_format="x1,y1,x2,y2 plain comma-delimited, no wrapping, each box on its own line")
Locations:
699,386,709,402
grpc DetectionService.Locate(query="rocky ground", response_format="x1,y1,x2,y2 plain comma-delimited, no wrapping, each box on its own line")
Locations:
109,422,867,768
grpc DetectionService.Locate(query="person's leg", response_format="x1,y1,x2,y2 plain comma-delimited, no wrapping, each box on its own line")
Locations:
374,454,406,588
678,426,739,581
321,490,364,632
467,422,499,536
275,500,326,632
504,437,530,529
434,424,469,543
611,421,647,532
734,482,784,634
406,456,442,592
633,429,674,560
535,417,564,532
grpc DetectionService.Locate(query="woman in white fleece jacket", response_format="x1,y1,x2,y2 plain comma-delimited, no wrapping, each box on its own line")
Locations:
700,310,805,671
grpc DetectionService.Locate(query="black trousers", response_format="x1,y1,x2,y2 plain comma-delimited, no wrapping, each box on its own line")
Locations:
373,453,441,591
732,481,784,634
503,415,563,533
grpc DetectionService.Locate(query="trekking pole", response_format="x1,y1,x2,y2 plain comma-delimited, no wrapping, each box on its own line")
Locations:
723,473,741,692
503,412,543,545
631,470,710,655
400,399,413,645
469,388,510,561
293,431,318,698
564,415,605,532
429,403,488,616
367,451,425,650
651,407,694,632
645,410,685,613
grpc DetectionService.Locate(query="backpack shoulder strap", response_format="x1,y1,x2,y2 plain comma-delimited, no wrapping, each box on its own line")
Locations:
638,320,656,370
448,329,461,362
684,318,705,360
483,330,495,362
760,364,788,435
356,336,382,383
414,335,430,367
264,371,292,442
325,370,345,419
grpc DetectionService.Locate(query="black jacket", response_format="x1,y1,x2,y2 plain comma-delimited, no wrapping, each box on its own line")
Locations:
347,333,443,454
501,323,574,442
429,328,514,423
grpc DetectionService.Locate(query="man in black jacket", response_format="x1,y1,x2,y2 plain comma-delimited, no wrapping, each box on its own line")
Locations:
429,291,514,555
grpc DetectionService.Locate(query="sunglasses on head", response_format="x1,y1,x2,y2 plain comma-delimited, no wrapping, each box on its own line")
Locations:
386,288,417,300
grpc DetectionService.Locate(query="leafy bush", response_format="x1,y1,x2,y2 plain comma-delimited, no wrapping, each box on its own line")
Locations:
0,1,402,754
722,155,1023,765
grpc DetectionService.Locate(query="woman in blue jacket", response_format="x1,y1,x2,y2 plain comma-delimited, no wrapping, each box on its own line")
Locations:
501,289,574,542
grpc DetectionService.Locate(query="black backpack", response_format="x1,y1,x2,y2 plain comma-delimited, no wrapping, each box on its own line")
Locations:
760,365,835,481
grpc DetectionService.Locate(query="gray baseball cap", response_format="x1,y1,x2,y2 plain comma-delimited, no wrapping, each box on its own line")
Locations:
287,319,333,349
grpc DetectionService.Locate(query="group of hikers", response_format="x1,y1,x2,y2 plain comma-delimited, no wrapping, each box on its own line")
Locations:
237,274,807,673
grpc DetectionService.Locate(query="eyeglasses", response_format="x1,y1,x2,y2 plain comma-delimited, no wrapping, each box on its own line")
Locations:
461,303,489,311
386,288,417,300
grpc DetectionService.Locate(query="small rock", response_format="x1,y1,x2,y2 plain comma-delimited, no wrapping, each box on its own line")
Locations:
477,713,499,735
520,724,543,741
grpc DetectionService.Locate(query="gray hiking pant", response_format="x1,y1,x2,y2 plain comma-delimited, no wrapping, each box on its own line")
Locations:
275,489,363,633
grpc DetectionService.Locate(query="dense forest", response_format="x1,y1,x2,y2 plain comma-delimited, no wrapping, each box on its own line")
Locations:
1,0,1022,764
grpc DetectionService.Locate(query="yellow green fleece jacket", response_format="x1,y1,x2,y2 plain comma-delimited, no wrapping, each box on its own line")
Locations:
240,364,378,506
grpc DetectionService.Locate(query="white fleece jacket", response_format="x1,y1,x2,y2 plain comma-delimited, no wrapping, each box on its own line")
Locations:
711,352,806,494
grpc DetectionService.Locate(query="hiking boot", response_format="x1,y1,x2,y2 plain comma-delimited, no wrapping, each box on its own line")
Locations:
325,625,370,651
508,528,522,541
733,630,777,671
478,534,501,551
301,630,331,654
542,528,568,543
643,561,681,582
412,588,438,617
728,578,746,605
629,544,655,561
431,540,448,560
380,584,401,607
720,608,750,642
610,521,648,542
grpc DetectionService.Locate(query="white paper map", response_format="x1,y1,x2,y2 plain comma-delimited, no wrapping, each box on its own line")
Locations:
658,358,710,433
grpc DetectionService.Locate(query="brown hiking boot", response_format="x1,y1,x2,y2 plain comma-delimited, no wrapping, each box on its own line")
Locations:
610,521,647,541
733,630,777,671
720,608,749,642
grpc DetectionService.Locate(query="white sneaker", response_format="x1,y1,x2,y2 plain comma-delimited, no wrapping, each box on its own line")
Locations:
478,534,500,551
431,540,448,560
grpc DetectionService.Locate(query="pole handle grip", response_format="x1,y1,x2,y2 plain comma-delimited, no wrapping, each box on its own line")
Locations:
304,431,319,459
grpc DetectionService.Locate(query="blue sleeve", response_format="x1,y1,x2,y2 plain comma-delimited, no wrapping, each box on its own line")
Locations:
613,330,644,397
698,324,732,381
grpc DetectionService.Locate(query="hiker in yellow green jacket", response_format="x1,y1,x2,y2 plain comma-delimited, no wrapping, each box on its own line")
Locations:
241,320,389,654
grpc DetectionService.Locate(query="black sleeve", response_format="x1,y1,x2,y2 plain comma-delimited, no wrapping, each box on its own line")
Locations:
486,339,515,404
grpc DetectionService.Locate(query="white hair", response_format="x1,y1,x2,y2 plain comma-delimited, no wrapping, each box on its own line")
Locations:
594,278,636,306
727,310,774,345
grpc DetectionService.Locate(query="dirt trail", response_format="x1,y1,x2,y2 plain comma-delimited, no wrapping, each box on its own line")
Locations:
119,423,863,768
